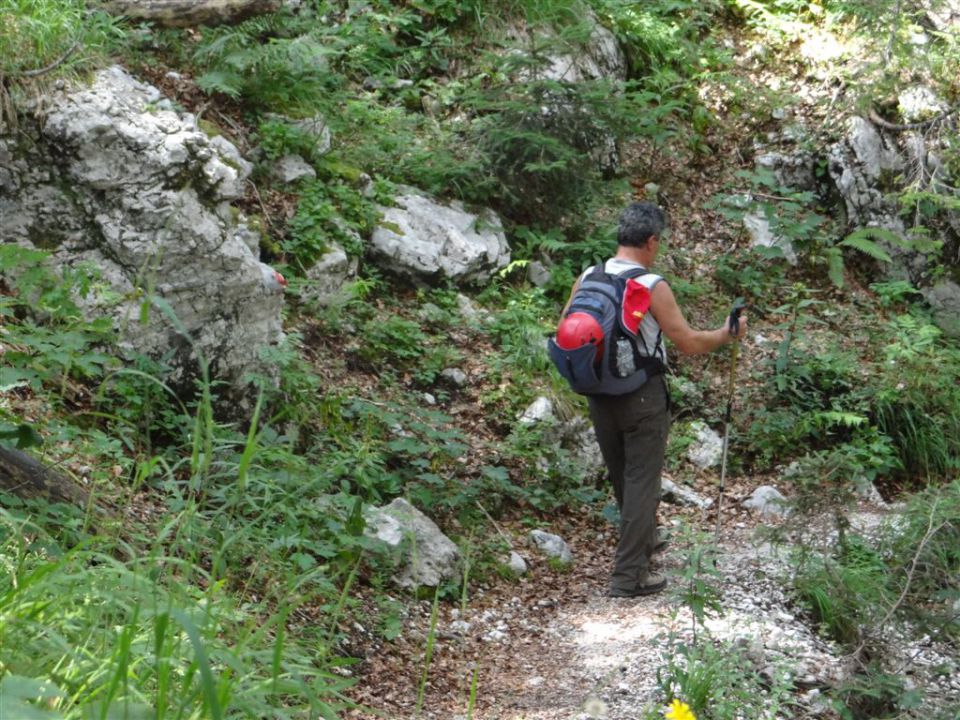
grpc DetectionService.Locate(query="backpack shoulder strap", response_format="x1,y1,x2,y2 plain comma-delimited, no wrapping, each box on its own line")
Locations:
617,266,665,291
617,265,649,279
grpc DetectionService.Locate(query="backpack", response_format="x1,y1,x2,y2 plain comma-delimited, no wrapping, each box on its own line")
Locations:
547,263,665,395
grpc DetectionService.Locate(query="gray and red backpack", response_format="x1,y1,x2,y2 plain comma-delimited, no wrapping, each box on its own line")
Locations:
548,264,665,395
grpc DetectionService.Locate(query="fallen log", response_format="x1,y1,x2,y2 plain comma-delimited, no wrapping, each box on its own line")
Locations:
0,445,91,509
93,0,282,28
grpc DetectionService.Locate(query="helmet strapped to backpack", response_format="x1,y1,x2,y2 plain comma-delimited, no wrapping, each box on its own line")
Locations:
548,264,665,395
556,312,605,362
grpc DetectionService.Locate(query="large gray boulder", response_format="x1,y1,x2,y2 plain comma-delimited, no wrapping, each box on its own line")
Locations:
370,189,510,283
364,498,460,589
0,66,283,400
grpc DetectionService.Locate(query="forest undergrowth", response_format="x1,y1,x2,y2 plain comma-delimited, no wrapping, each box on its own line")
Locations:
1,0,959,718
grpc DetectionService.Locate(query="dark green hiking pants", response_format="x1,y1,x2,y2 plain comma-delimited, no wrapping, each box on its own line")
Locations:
588,376,670,593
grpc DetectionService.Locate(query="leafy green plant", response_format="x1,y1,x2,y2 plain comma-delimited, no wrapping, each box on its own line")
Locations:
0,247,117,396
657,639,794,719
788,479,960,716
870,314,960,480
284,177,374,270
669,524,724,641
793,534,892,646
192,11,333,113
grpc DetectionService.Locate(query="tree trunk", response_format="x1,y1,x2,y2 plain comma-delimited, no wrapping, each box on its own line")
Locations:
94,0,282,28
0,445,91,508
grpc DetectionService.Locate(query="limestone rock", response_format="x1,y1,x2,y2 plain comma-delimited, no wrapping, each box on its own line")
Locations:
527,260,552,288
898,86,949,123
456,293,491,325
533,12,627,84
505,10,627,176
364,498,460,589
921,281,960,338
743,210,798,264
827,116,904,229
687,421,724,469
743,485,789,518
370,189,511,283
519,396,555,425
301,242,359,306
507,551,528,575
529,529,573,564
661,477,713,509
263,112,332,157
755,151,816,192
925,0,960,32
271,154,316,184
562,415,604,478
0,66,282,404
441,368,468,387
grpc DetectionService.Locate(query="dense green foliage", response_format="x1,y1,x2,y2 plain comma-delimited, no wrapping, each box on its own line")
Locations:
2,0,960,717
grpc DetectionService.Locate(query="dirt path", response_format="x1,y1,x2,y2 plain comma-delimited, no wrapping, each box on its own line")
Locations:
344,493,859,720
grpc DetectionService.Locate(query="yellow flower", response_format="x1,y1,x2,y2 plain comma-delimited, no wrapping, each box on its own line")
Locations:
664,699,697,720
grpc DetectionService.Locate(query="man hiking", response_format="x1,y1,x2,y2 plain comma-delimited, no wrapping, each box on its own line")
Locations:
562,201,747,597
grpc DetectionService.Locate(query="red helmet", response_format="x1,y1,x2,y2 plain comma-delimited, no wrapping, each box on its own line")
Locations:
556,312,604,360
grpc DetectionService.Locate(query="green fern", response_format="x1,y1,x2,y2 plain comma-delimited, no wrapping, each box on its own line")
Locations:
826,246,845,288
192,13,331,112
838,228,897,263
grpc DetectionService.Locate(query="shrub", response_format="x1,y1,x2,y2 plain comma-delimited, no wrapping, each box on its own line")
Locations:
869,314,960,480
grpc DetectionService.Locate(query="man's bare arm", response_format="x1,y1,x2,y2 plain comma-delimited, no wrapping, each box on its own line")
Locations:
649,281,745,355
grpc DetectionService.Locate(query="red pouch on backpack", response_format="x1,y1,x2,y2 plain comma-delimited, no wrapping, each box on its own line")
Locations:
621,278,651,336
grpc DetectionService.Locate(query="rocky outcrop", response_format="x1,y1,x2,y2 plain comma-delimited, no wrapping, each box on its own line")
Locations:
506,10,628,176
925,0,960,32
530,13,627,84
827,116,905,231
0,66,284,402
826,114,960,336
369,188,511,283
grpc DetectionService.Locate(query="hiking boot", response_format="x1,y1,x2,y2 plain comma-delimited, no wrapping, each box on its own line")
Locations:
653,526,670,554
608,571,667,598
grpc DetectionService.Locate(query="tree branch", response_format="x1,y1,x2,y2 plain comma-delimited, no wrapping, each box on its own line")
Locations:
868,105,960,132
14,40,81,78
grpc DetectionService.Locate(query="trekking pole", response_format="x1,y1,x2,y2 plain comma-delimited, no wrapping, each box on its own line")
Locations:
714,298,746,541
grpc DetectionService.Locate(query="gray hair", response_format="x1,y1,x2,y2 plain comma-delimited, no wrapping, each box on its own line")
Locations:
617,202,667,247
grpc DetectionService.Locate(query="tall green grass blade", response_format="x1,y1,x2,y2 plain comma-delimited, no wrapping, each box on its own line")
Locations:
99,605,140,720
235,387,264,497
466,660,481,720
271,607,288,695
171,609,224,720
153,609,171,720
415,586,441,718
